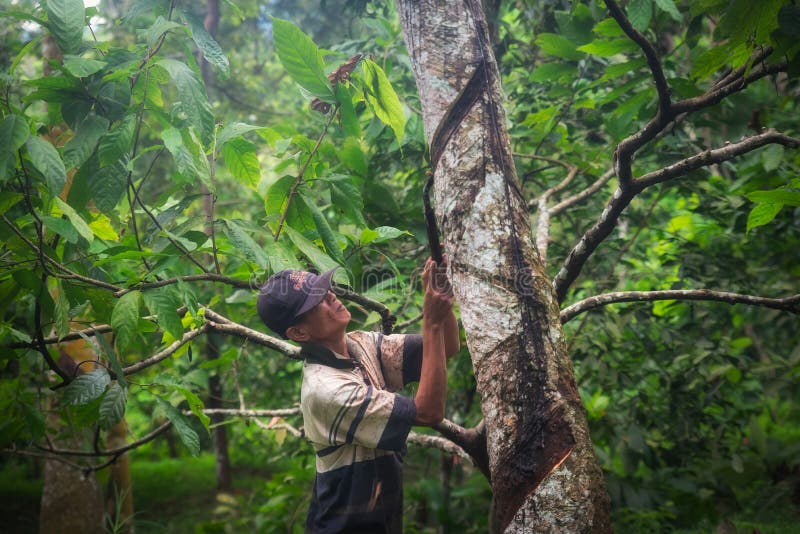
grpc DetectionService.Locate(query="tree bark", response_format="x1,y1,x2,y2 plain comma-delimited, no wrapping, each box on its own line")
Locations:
395,1,611,532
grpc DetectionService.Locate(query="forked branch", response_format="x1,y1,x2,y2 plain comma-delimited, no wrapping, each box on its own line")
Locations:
561,290,800,323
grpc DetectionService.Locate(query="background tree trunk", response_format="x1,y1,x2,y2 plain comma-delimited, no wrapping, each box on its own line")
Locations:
395,1,611,531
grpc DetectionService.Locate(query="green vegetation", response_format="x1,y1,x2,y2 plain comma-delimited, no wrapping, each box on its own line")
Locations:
0,0,798,531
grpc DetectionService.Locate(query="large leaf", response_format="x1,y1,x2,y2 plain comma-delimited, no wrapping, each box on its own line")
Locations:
155,396,200,456
186,14,230,77
45,0,85,55
326,175,366,226
62,369,111,406
62,55,106,77
217,122,263,146
63,114,109,170
746,189,800,206
53,279,70,339
746,203,783,234
98,114,136,166
98,382,127,429
222,138,260,186
271,17,333,100
25,136,66,195
535,33,584,61
175,386,210,433
111,290,140,352
627,0,653,31
303,194,344,264
285,226,347,282
654,0,682,21
54,197,93,244
0,114,29,183
221,219,270,269
335,83,361,138
577,38,638,57
156,58,215,146
89,159,128,213
361,59,405,143
143,286,184,340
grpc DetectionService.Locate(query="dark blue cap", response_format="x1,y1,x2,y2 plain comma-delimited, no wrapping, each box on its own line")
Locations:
257,269,336,337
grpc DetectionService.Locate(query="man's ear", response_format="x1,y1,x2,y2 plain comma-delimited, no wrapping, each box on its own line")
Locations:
286,325,310,342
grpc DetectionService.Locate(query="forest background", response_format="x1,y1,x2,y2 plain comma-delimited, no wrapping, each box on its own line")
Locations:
0,0,798,532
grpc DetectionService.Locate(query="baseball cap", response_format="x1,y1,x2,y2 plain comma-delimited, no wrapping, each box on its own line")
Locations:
257,269,337,337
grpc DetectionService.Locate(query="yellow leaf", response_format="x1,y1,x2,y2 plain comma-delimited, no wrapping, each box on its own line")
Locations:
89,215,118,240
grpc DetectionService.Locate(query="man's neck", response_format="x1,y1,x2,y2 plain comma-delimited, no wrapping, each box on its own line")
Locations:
314,334,349,359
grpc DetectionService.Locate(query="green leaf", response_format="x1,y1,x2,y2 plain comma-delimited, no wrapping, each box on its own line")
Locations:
303,194,344,264
98,382,127,429
761,144,785,171
271,17,333,100
360,226,409,245
156,58,215,146
746,189,800,206
530,62,576,83
111,290,141,352
63,114,109,170
692,42,751,80
62,369,110,406
285,226,347,283
221,219,270,269
45,0,85,55
746,203,783,234
222,138,261,186
95,80,131,122
326,175,366,226
627,0,653,31
140,16,183,48
265,175,296,221
0,193,23,216
592,18,625,38
26,137,66,195
535,33,583,60
175,386,210,433
54,197,93,244
187,14,230,77
361,59,405,143
143,286,184,340
217,122,263,146
98,114,136,166
89,159,128,214
0,114,29,183
577,38,638,57
156,396,200,456
161,127,211,187
335,83,361,138
654,0,681,21
62,55,106,77
43,215,78,243
53,280,70,339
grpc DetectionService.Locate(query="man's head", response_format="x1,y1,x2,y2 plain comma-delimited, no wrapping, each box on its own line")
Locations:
257,269,350,342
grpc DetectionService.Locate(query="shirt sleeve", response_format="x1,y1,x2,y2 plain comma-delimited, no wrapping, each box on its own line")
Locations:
302,367,416,452
376,333,423,391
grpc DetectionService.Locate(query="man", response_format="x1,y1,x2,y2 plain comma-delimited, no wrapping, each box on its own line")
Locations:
257,258,459,533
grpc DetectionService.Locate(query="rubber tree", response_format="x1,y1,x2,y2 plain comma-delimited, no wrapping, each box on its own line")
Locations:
395,1,611,532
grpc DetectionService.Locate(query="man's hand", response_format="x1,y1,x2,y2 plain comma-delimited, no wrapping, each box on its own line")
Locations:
422,256,455,325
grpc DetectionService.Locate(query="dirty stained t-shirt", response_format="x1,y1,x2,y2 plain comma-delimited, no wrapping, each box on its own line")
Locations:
300,330,423,534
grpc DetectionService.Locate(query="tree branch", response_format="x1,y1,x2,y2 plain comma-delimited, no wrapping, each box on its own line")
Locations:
636,129,800,188
122,325,208,375
35,421,172,458
550,169,615,215
553,130,800,302
114,273,251,297
202,307,302,358
407,431,471,461
603,0,670,115
560,290,800,323
332,284,397,334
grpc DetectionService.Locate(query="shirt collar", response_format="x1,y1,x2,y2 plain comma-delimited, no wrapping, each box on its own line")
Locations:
300,336,358,370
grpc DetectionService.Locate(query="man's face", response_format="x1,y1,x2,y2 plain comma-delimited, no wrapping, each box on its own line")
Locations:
291,290,351,341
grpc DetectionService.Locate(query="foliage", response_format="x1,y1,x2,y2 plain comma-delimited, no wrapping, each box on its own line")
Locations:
0,0,798,532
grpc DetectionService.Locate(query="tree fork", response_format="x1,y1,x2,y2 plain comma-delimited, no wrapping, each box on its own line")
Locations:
396,1,611,532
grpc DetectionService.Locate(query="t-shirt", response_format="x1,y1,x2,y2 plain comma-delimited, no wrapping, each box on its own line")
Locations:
300,330,423,533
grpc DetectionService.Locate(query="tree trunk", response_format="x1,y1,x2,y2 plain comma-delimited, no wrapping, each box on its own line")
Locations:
395,2,611,532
